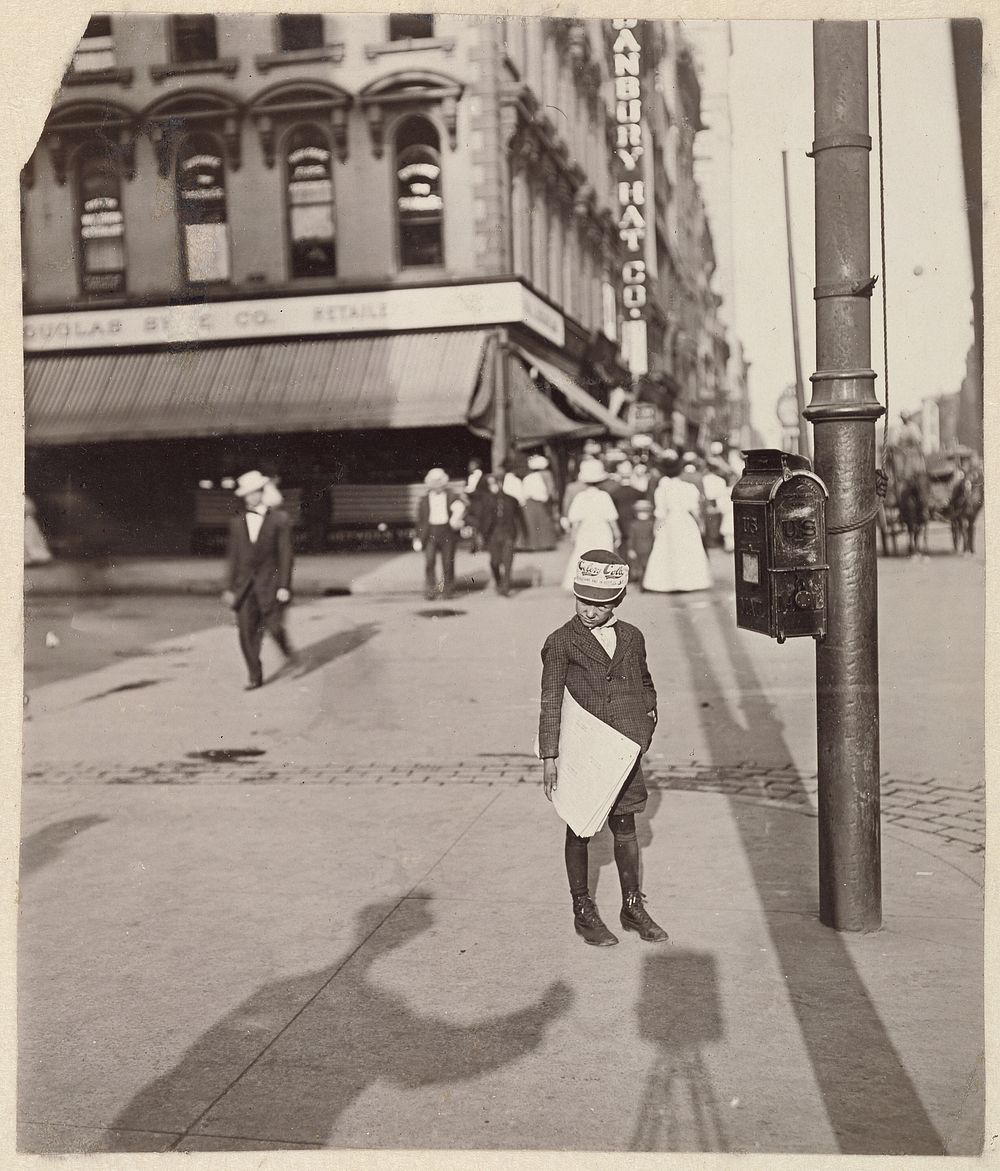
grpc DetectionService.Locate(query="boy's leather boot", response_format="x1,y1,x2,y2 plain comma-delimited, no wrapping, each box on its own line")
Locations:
610,813,669,943
566,827,618,946
620,890,669,943
572,894,619,946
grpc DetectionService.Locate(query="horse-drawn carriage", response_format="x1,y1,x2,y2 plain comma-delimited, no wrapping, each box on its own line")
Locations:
877,445,983,556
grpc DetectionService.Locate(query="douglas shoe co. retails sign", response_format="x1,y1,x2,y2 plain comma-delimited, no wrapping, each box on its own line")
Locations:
23,280,566,353
613,18,648,377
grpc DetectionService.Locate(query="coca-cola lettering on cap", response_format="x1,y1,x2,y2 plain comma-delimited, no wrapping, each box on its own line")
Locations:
575,558,629,589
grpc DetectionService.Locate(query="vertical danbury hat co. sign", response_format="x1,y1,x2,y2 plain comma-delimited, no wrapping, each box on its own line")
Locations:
612,18,648,377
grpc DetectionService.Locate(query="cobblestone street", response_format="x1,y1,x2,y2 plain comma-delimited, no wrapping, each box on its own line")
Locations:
23,755,985,855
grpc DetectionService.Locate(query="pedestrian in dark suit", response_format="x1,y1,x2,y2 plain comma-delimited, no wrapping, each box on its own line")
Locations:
221,470,296,690
414,467,465,600
626,499,656,586
539,549,668,947
480,472,528,596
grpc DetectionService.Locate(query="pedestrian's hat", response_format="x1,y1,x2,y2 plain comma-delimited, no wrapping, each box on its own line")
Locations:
424,467,449,488
527,454,549,470
234,469,271,497
574,548,629,603
578,457,607,484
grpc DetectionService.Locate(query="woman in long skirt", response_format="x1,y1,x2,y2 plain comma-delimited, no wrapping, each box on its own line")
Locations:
520,454,558,550
561,459,620,590
642,459,712,593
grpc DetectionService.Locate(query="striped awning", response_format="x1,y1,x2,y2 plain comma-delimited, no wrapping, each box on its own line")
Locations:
466,336,602,448
24,329,493,444
523,351,633,439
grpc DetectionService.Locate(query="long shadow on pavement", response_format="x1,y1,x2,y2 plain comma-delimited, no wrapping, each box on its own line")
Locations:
631,949,727,1151
662,592,946,1155
19,815,110,879
89,895,571,1152
288,621,380,681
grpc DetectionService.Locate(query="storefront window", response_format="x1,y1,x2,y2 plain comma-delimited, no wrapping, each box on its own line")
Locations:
176,134,230,284
395,117,443,268
77,149,125,295
286,125,336,278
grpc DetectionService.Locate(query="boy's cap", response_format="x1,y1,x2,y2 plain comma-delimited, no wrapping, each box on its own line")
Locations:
574,549,629,603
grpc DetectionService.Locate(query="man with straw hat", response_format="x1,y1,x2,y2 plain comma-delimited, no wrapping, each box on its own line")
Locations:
222,469,297,690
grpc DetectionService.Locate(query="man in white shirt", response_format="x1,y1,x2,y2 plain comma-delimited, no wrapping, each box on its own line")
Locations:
221,469,296,689
413,467,465,600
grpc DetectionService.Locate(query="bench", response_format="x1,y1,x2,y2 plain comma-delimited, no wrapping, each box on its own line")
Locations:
328,482,465,545
191,488,303,553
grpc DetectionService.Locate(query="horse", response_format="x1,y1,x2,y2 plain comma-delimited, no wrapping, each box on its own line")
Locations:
949,467,984,555
896,476,929,556
881,445,929,557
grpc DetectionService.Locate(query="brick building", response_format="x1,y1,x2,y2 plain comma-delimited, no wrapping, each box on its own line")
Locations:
21,14,734,553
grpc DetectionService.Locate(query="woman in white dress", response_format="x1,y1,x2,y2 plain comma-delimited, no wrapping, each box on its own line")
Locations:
642,460,712,592
561,458,620,590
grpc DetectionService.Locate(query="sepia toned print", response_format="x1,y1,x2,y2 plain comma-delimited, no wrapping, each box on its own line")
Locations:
17,11,983,1160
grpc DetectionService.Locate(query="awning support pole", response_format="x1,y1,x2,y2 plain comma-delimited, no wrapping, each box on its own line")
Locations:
492,328,510,471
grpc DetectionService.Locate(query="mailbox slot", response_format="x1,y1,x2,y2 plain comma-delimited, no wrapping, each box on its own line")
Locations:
732,449,829,642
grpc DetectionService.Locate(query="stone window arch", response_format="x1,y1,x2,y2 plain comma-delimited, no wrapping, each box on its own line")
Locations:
358,70,463,160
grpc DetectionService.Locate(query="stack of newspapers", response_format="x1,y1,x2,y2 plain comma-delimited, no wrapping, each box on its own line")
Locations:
550,689,642,837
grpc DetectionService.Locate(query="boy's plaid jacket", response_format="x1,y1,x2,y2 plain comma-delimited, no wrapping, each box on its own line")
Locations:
538,616,657,759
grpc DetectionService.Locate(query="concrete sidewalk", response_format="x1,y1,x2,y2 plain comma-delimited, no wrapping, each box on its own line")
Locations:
16,561,986,1159
23,544,570,597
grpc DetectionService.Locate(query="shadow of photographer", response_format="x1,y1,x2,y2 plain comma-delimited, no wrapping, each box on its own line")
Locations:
94,894,573,1151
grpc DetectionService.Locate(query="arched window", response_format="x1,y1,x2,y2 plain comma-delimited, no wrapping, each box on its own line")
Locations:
395,117,443,268
286,125,336,278
176,133,230,284
77,148,125,295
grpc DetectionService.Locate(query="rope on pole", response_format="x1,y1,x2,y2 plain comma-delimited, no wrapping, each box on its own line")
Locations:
875,20,890,497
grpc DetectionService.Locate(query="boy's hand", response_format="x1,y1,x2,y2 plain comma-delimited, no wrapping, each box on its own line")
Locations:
648,709,657,724
543,758,558,801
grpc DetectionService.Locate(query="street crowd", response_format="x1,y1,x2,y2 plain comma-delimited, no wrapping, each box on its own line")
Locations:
415,438,739,602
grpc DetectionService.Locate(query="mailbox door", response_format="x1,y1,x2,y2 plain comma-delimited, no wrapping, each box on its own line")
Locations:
771,478,828,639
734,500,771,635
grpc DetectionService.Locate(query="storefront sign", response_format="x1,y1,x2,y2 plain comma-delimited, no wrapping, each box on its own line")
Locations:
23,280,565,353
613,19,648,376
627,400,662,432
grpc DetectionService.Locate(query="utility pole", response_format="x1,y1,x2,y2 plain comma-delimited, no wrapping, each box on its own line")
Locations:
804,21,884,931
782,149,810,461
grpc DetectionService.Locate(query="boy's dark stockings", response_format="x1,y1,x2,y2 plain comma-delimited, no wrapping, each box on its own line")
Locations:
564,817,669,945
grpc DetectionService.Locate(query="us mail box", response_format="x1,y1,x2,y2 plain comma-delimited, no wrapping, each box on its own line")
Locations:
732,449,829,642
